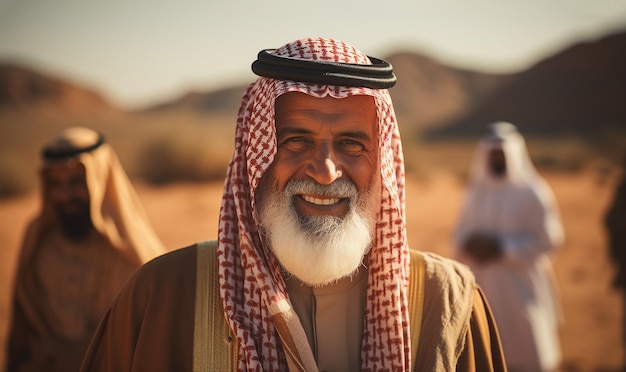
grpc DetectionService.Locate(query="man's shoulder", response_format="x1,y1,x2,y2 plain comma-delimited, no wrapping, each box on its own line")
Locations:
132,243,200,284
409,249,476,290
103,244,204,337
409,249,477,350
146,243,198,266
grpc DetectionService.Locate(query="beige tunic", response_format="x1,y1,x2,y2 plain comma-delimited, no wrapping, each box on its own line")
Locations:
286,268,368,371
36,229,137,339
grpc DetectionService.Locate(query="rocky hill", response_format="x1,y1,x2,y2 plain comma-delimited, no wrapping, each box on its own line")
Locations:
137,85,247,114
138,53,511,132
426,30,626,139
139,31,626,141
385,52,513,131
2,29,624,139
0,63,118,113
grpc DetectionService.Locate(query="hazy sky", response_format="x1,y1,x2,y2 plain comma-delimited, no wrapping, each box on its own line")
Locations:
1,0,625,109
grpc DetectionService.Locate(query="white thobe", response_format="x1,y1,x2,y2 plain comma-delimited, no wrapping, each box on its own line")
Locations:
455,179,563,372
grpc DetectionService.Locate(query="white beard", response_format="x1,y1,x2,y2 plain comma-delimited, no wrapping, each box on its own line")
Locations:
257,178,375,286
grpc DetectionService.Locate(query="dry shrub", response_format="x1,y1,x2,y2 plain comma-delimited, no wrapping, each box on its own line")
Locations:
0,110,236,197
528,130,626,174
527,137,591,173
113,112,235,185
137,123,233,184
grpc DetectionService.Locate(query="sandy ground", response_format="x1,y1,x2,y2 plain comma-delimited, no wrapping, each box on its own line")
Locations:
0,170,623,371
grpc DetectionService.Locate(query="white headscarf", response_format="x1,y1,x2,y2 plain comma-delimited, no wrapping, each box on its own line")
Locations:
469,121,540,186
37,127,166,264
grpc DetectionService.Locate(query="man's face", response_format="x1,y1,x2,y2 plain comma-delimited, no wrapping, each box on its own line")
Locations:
42,161,93,240
255,92,381,286
487,147,507,178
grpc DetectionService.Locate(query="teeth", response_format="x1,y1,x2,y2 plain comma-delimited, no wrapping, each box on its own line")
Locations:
302,195,340,205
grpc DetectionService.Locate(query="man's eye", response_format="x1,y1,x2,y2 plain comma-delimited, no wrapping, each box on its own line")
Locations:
280,136,309,151
285,136,306,143
339,140,365,154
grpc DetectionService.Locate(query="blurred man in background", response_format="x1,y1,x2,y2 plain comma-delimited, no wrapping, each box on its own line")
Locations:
454,121,564,372
7,127,165,372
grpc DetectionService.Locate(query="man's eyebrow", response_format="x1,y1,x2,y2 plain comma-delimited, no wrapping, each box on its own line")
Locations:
275,126,313,137
337,130,371,141
276,126,372,141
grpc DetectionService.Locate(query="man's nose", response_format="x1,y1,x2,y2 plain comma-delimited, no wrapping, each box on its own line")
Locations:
306,144,342,185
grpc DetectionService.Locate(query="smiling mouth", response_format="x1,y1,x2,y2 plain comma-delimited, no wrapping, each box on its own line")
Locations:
301,194,341,206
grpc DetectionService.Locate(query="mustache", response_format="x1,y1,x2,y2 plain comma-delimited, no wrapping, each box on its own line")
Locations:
284,178,358,199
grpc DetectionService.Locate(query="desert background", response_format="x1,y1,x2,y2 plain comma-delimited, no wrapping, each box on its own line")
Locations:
1,2,626,370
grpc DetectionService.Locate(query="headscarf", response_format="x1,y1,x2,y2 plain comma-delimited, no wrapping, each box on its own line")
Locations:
14,126,166,335
468,121,540,186
39,126,166,263
217,37,410,371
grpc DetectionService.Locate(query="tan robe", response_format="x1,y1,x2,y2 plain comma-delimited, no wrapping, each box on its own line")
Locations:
8,227,137,372
80,243,506,371
7,127,166,372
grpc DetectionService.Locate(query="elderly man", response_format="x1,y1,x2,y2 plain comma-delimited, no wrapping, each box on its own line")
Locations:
7,127,165,372
454,122,564,372
80,38,506,371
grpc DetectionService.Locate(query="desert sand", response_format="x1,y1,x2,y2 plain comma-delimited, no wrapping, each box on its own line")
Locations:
0,170,623,371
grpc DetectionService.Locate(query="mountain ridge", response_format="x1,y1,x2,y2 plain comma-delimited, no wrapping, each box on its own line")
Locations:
425,30,626,139
1,29,624,141
0,63,119,114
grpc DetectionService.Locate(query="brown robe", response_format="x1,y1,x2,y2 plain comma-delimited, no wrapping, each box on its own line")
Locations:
80,242,506,371
7,227,138,372
7,127,166,372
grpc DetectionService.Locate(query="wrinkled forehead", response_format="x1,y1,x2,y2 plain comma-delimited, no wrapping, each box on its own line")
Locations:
275,91,378,115
274,92,379,139
269,80,393,122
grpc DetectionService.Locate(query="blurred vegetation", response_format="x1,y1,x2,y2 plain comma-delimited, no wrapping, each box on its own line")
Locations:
0,109,624,199
136,121,233,184
0,110,235,198
400,126,626,186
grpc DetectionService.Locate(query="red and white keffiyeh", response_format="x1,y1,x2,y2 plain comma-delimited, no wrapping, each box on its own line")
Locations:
217,37,410,371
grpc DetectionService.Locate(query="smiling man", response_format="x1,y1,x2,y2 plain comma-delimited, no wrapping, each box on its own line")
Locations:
256,93,381,287
81,38,506,371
